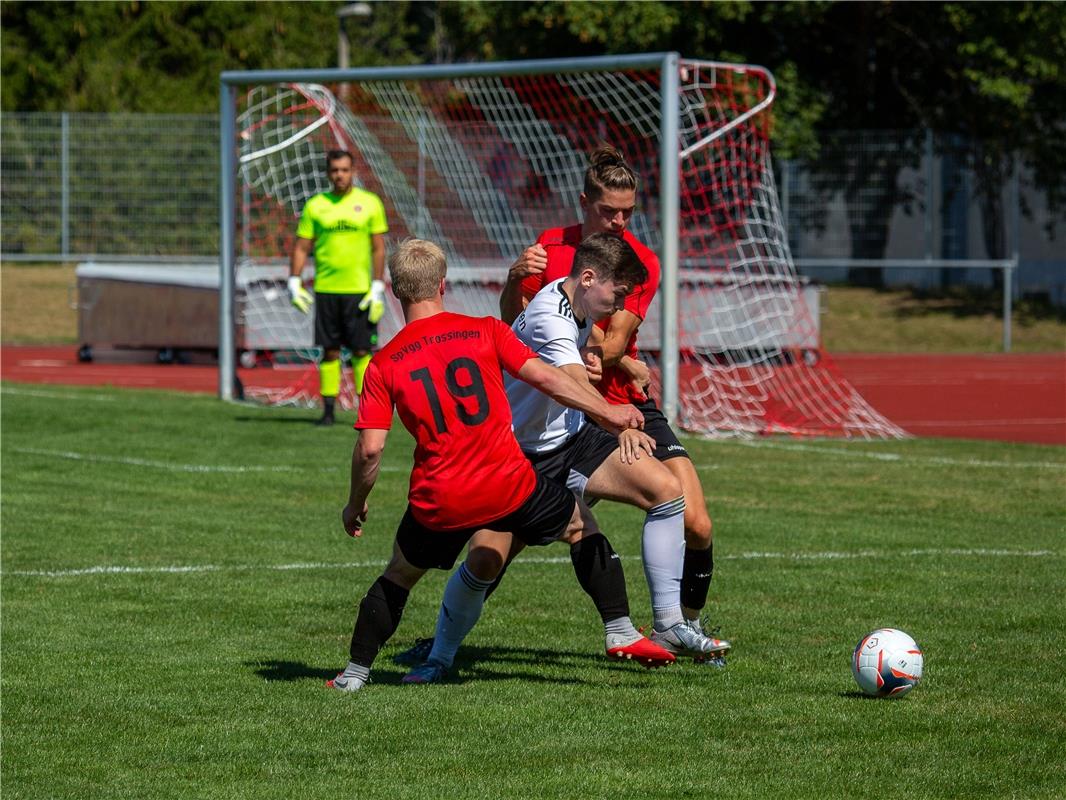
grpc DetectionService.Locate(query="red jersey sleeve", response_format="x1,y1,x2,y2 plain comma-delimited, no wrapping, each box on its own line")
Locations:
490,318,538,377
622,233,661,321
353,359,394,430
518,273,545,302
518,229,565,301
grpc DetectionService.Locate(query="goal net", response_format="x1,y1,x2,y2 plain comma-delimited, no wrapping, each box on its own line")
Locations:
225,56,904,438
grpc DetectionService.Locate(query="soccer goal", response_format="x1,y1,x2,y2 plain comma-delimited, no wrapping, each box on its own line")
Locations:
219,52,904,438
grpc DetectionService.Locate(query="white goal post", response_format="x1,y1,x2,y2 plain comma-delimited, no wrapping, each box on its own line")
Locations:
219,52,903,439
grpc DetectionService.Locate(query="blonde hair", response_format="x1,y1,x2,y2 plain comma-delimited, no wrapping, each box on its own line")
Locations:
388,239,447,302
583,144,638,201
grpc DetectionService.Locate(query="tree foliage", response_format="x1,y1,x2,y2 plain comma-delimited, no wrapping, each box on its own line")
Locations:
3,0,1063,264
0,1,420,112
6,1,1061,153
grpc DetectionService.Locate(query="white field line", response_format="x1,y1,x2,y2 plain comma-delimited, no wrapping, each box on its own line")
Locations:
9,447,406,474
11,447,298,474
10,445,716,475
2,386,117,402
720,439,1066,470
12,441,1062,476
4,547,1056,579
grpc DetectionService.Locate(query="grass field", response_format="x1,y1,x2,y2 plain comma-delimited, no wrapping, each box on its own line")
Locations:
2,382,1065,799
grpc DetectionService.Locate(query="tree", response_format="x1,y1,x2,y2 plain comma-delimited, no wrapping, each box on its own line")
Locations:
1,1,421,113
3,0,1063,275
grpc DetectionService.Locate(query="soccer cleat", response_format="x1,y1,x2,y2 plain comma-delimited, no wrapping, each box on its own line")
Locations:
606,634,676,668
393,637,435,666
683,618,731,665
314,413,335,427
326,672,367,693
696,655,728,668
402,660,449,685
684,616,708,636
650,621,732,658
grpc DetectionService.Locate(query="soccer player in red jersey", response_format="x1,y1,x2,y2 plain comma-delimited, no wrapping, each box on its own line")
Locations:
328,239,672,692
498,145,727,656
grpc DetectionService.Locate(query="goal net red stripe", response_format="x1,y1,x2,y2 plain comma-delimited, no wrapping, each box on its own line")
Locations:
229,58,903,439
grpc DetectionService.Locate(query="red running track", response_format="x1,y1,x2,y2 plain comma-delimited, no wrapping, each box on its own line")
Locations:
831,353,1065,446
3,346,1064,446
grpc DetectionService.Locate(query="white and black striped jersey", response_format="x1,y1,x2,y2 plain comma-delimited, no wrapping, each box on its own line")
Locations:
506,278,591,454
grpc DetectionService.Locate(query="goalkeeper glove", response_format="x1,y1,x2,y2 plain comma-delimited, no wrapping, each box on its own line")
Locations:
359,279,387,324
287,276,313,314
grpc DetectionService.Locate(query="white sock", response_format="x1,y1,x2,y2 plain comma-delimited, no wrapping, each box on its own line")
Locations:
426,562,493,668
339,661,370,683
604,616,641,648
641,496,686,631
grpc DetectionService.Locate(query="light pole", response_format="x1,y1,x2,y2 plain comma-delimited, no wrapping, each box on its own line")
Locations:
337,2,373,99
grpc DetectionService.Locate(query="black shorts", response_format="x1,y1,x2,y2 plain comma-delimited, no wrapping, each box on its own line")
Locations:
395,470,576,571
525,422,620,500
314,292,377,352
634,397,689,461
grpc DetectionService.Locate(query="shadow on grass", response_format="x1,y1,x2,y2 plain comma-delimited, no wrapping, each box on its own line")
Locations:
249,660,338,683
246,643,661,688
839,690,888,700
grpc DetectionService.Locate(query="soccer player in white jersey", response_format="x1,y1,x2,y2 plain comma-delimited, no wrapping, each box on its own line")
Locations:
404,233,728,684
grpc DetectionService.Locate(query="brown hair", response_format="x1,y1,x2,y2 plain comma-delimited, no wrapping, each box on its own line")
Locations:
571,232,647,288
388,239,447,302
583,145,638,202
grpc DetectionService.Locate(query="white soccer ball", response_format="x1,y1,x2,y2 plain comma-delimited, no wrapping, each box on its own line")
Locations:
852,628,923,697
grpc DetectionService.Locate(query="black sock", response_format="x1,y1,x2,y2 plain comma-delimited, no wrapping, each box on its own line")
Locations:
348,576,409,667
570,533,629,624
681,544,713,612
322,396,336,416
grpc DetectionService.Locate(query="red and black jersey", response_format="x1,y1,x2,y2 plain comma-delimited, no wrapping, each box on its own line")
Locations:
356,312,539,530
519,224,660,404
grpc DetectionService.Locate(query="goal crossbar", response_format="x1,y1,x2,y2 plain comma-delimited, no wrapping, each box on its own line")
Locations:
219,53,902,440
219,52,687,412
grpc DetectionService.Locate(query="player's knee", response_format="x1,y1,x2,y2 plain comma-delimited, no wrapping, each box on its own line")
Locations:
465,545,506,582
685,509,713,549
561,502,595,544
382,551,424,590
561,528,582,546
382,564,423,590
645,468,683,509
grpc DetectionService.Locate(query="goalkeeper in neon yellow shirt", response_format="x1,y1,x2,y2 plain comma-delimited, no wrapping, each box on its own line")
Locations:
289,149,389,426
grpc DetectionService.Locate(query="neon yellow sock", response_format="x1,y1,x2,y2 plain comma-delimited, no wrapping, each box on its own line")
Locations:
351,353,371,395
320,358,341,398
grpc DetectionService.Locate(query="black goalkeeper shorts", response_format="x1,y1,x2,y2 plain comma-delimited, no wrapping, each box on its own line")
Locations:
314,291,376,352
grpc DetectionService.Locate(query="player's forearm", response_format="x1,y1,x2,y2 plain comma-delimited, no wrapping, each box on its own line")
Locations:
290,239,311,278
499,275,525,324
618,355,642,378
371,236,386,282
527,362,614,426
598,331,629,366
596,310,641,367
348,445,382,508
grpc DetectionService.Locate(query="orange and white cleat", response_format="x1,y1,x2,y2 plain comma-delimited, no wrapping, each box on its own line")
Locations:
326,672,367,692
606,634,676,669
